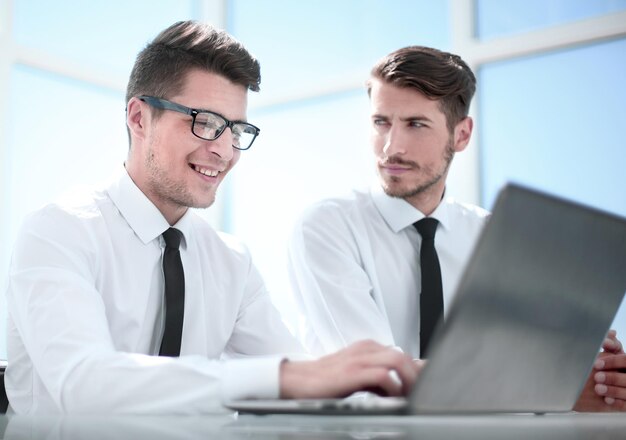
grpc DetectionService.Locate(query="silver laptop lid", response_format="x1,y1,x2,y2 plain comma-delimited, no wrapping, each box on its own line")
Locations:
410,183,626,413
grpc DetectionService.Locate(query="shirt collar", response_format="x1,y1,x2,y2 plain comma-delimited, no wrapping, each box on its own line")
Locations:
371,183,452,233
107,167,192,248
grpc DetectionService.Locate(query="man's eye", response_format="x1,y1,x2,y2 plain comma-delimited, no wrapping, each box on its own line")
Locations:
197,118,221,130
409,121,425,128
232,125,247,137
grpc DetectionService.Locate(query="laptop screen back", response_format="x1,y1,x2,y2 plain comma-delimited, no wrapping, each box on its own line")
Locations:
410,183,626,413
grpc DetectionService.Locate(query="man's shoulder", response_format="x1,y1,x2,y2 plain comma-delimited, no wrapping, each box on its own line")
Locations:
215,230,249,256
448,199,491,218
188,215,252,260
24,185,108,229
12,186,111,262
444,198,491,229
299,188,374,222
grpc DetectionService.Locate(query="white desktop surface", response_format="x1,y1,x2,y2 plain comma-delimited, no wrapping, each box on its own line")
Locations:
1,412,625,439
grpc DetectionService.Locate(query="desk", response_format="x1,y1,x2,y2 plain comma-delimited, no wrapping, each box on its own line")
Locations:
1,413,625,440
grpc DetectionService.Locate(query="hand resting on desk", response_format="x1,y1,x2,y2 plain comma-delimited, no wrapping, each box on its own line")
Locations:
574,329,626,412
279,340,422,399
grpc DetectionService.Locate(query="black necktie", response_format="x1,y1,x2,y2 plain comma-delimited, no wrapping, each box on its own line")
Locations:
414,218,443,358
159,228,185,356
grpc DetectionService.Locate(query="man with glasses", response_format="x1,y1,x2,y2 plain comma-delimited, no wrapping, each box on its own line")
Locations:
4,20,419,414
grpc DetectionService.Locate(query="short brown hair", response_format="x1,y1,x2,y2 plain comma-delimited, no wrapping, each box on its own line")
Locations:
126,20,260,107
367,46,476,131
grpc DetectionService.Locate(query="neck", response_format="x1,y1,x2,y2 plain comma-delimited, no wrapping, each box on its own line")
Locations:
161,204,188,227
124,161,188,226
404,183,445,216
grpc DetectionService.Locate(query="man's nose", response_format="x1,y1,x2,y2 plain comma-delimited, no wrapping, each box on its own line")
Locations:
382,126,406,156
207,127,235,160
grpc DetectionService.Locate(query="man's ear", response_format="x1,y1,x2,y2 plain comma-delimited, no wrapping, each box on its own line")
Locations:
453,116,473,153
126,97,148,141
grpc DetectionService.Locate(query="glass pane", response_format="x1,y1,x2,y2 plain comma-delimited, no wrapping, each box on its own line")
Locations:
479,38,626,337
227,91,374,333
0,65,128,358
476,0,626,40
228,0,451,99
13,0,197,77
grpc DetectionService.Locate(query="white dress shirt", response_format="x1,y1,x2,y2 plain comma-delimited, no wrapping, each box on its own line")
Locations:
5,168,305,414
288,185,490,358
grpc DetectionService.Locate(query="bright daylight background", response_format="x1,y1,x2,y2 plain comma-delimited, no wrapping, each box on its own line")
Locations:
1,0,625,359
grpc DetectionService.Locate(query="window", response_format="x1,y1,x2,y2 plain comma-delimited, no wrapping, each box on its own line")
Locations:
476,0,626,40
479,38,626,217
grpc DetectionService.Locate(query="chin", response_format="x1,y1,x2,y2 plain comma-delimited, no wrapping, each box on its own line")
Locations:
382,187,409,199
198,198,216,209
381,185,406,199
382,180,430,200
380,177,407,197
189,193,217,209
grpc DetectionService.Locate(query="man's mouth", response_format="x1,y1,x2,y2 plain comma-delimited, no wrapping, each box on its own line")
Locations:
190,164,221,177
379,157,418,169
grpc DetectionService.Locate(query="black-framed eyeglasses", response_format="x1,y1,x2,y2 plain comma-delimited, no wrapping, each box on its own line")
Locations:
138,95,260,151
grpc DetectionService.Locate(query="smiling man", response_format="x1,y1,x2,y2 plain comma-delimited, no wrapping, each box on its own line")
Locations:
287,46,626,411
126,70,249,225
4,21,419,414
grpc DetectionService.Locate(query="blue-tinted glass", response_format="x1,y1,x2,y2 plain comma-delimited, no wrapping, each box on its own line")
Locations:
479,38,626,337
13,0,197,77
479,39,626,214
0,66,128,357
5,66,128,234
227,91,373,329
228,0,450,98
476,0,626,40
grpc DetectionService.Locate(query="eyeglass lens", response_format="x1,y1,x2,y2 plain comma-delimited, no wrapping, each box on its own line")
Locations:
193,113,257,150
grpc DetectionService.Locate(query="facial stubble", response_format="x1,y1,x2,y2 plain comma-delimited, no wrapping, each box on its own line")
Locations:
381,137,455,200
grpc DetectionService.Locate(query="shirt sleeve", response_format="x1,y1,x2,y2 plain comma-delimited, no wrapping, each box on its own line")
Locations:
287,203,397,356
220,240,308,359
5,207,285,414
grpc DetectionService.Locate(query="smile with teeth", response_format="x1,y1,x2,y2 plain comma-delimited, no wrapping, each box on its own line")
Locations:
192,164,221,177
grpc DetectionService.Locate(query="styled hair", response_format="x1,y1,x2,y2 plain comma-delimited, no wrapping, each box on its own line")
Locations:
125,20,260,107
367,46,476,131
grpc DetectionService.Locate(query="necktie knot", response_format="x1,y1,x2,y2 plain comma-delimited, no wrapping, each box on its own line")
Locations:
163,228,183,250
414,217,439,240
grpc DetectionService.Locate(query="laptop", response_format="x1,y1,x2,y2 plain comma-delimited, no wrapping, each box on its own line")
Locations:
227,183,626,415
